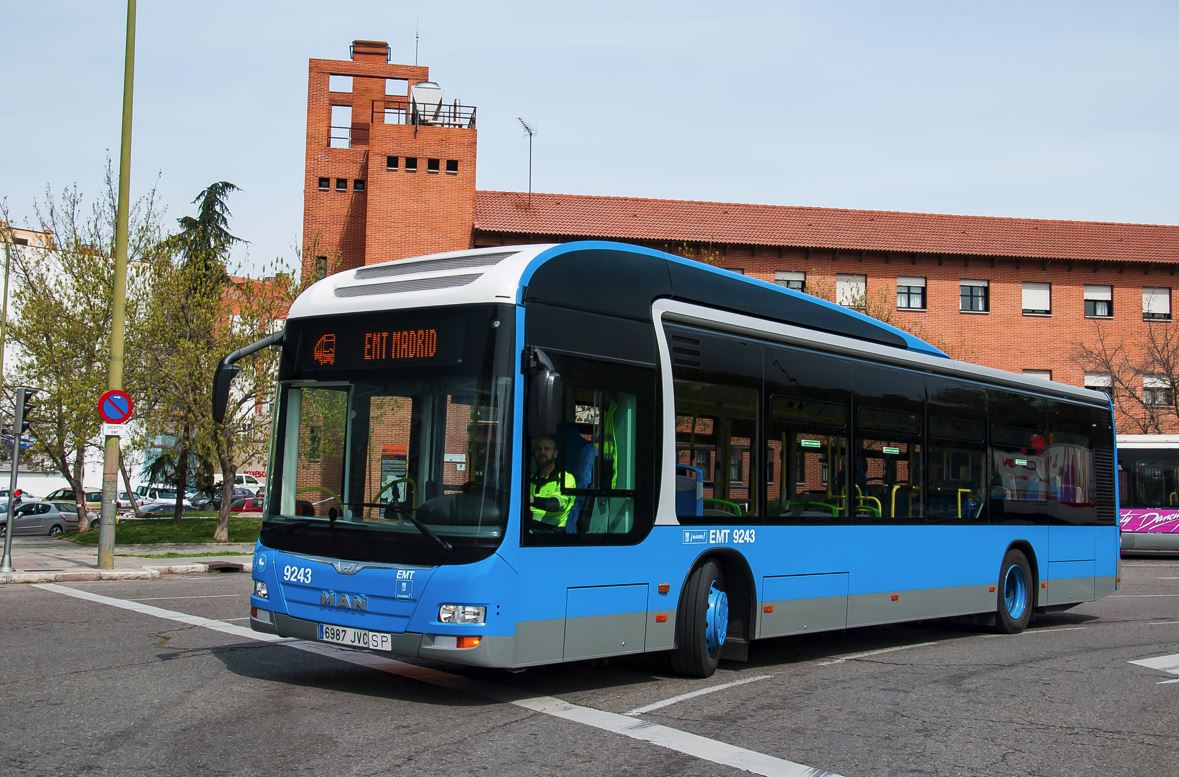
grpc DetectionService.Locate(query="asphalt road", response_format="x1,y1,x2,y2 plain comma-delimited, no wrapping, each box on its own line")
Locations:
1,558,1176,777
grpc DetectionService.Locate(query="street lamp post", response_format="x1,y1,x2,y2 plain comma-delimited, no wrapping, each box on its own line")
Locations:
98,0,137,569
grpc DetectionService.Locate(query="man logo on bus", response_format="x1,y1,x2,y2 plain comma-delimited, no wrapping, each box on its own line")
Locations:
313,334,337,366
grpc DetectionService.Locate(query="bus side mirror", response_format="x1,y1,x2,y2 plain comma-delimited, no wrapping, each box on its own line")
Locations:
212,360,240,424
526,347,563,438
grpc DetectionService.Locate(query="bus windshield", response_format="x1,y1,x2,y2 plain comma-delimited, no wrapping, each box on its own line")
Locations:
261,305,514,565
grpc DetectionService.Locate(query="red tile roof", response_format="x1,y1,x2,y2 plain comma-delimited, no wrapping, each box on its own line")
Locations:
474,190,1179,264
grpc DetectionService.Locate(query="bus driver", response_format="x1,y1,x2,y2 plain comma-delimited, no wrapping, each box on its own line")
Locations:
529,434,576,530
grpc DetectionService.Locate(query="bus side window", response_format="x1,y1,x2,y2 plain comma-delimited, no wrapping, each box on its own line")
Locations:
523,355,654,545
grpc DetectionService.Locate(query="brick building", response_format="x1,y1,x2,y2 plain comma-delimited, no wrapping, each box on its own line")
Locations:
302,40,1179,434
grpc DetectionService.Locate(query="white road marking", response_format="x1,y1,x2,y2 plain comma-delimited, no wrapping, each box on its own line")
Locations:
1128,652,1179,685
1156,577,1179,580
817,642,938,665
1149,621,1179,625
34,583,841,777
131,594,243,601
626,674,774,715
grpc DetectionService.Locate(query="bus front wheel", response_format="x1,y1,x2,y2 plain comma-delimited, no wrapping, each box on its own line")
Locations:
994,548,1033,633
671,559,729,678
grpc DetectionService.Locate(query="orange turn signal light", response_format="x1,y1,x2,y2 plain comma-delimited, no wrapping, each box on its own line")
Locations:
1041,582,1048,589
763,605,774,613
655,614,668,623
658,583,670,594
456,636,482,649
890,594,900,602
988,586,996,593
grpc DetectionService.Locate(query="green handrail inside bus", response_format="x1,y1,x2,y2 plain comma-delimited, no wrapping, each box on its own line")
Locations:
702,497,744,517
890,483,914,518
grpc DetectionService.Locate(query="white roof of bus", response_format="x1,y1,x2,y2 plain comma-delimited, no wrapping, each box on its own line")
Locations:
287,244,554,319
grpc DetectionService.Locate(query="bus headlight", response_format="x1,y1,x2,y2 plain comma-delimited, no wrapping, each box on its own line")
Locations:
438,604,486,624
253,580,269,599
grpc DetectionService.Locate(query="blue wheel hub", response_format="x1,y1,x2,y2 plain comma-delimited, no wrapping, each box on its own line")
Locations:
705,581,729,657
1003,564,1027,620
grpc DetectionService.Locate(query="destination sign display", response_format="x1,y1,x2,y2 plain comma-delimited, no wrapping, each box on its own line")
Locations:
295,316,465,372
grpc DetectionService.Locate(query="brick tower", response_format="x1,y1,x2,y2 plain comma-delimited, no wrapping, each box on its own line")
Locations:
302,39,478,281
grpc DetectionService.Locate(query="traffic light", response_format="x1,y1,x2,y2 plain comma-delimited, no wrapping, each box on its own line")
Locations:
17,387,38,434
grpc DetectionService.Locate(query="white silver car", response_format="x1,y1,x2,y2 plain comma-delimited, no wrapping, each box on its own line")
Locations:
0,500,80,536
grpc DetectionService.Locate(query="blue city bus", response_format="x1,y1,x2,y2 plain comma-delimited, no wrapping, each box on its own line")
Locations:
215,241,1119,677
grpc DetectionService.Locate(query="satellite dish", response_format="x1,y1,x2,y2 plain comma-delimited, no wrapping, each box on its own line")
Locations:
410,81,444,124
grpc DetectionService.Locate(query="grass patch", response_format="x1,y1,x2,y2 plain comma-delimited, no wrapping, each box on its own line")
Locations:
70,517,262,545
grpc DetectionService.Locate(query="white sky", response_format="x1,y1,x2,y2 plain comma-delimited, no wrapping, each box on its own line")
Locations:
3,1,1176,274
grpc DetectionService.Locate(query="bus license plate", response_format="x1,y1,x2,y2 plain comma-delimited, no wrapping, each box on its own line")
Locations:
319,623,393,651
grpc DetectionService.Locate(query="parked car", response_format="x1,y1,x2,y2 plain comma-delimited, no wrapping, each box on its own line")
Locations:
44,488,104,512
54,501,98,526
0,488,35,503
215,473,262,496
187,490,214,510
128,502,185,519
211,487,253,510
115,491,144,509
229,496,265,513
133,485,193,508
0,500,79,536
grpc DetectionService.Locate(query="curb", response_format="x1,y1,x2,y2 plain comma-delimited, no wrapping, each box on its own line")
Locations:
0,561,252,586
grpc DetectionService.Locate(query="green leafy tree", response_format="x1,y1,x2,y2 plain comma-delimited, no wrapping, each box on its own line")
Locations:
135,183,239,521
0,168,161,529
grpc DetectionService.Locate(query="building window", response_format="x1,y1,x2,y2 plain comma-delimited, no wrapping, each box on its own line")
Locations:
960,279,989,312
1145,376,1173,407
1143,287,1172,321
1084,285,1113,318
329,105,352,149
386,155,398,171
314,256,327,280
1021,282,1051,315
1023,370,1052,381
1084,372,1113,399
405,157,418,173
774,271,805,291
328,74,353,93
335,178,347,191
446,159,459,174
353,179,366,193
723,267,745,275
427,158,440,174
317,177,330,191
836,273,866,308
896,276,926,310
385,78,408,96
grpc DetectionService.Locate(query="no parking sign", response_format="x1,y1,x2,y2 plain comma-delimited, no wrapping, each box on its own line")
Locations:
98,389,134,424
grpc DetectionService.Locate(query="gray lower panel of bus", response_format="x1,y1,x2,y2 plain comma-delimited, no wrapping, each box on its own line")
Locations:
253,574,1117,669
253,612,521,668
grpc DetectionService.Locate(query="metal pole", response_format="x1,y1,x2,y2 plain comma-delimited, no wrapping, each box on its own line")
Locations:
1,387,28,572
0,235,12,410
99,0,136,569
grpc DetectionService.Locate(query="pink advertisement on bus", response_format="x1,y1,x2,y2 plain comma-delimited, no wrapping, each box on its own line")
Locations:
1120,508,1179,534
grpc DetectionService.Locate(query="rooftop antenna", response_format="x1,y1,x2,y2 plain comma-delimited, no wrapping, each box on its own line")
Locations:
517,117,535,208
414,20,420,65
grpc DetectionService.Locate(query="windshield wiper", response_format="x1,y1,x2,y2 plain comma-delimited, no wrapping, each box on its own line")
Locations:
357,501,453,555
262,517,321,539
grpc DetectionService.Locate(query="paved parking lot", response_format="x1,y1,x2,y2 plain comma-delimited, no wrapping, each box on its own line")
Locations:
1,559,1176,776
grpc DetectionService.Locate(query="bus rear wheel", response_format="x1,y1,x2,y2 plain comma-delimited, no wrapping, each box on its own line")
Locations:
670,559,728,678
994,548,1033,633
